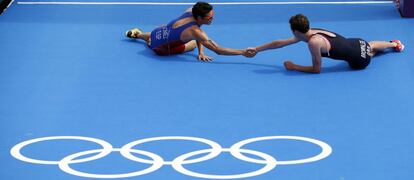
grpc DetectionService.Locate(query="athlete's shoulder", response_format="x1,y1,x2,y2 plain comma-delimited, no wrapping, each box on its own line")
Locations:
314,28,337,38
184,7,192,13
190,27,209,41
189,25,203,34
308,35,325,47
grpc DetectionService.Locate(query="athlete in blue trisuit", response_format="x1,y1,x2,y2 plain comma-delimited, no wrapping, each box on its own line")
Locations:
249,14,404,73
125,2,256,61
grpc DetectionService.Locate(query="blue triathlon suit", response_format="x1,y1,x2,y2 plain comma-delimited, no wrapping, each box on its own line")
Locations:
312,28,372,69
149,12,199,55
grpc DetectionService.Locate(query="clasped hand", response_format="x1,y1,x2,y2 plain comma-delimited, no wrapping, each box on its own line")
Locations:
243,47,257,58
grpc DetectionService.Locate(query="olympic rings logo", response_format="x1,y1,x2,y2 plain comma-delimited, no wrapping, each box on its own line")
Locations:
10,136,332,179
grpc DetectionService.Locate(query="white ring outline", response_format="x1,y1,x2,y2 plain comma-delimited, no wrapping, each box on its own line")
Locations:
58,148,164,178
120,136,222,165
230,136,332,165
10,135,332,179
172,148,277,179
10,136,113,165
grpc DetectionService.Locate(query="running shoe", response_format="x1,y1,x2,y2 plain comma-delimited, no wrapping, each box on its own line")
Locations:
126,28,142,39
391,40,404,52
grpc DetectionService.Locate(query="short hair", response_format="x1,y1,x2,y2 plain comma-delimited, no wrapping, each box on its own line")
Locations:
289,14,310,33
192,2,213,19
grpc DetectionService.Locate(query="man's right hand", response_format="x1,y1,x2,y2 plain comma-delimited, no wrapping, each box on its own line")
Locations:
198,54,213,62
244,48,257,58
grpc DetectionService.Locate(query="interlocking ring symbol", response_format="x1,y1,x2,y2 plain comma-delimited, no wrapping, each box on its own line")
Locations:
10,135,332,179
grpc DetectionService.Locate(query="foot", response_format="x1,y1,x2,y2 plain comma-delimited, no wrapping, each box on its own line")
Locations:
391,40,404,52
125,28,142,39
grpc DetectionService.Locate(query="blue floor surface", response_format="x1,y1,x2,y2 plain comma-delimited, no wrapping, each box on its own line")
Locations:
1,1,414,180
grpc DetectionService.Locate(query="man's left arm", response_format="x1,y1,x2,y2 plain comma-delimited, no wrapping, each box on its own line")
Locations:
197,40,213,61
284,38,322,74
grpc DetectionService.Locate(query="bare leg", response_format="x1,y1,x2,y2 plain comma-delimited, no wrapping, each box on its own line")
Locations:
368,41,396,56
183,40,197,52
136,32,151,43
126,28,150,43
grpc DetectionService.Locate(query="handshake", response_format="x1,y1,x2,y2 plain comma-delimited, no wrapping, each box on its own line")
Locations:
243,47,258,58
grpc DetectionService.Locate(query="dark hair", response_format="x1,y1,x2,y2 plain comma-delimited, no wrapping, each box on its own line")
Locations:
289,14,310,33
192,2,213,19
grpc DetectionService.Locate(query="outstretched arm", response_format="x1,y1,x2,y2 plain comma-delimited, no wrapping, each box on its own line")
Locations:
284,38,322,74
255,37,300,52
201,39,245,55
194,29,247,56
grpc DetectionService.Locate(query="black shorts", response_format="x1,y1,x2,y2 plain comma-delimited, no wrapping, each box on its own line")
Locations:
346,39,372,70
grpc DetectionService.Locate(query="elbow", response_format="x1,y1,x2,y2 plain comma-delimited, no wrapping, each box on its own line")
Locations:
312,67,321,74
312,64,321,74
312,61,321,73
